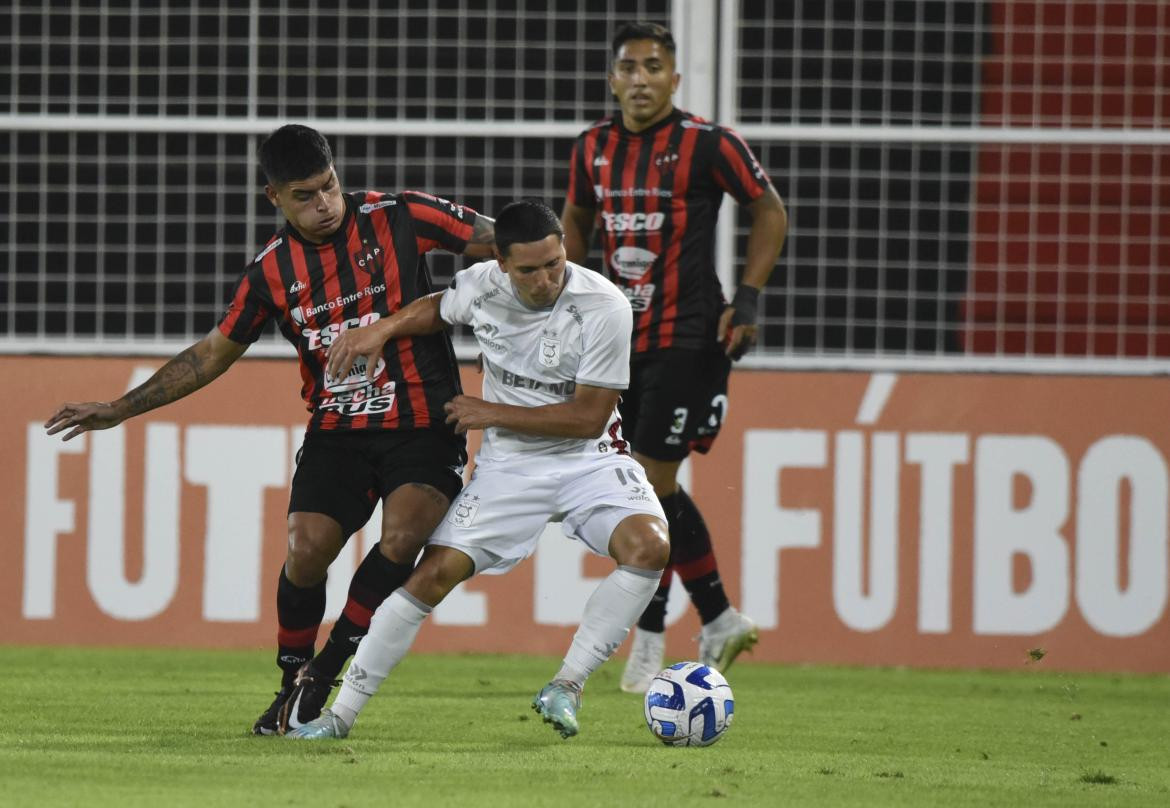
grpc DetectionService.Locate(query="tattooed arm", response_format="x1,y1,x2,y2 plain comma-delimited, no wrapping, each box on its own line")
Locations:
461,213,496,259
44,329,248,441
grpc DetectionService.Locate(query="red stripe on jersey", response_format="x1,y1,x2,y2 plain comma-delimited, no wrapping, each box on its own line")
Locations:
372,207,431,425
270,244,312,350
407,199,473,254
659,125,700,348
398,341,431,426
370,208,405,428
631,124,677,352
256,246,315,409
644,123,673,292
570,135,593,205
381,209,428,426
597,130,623,280
217,273,267,341
321,234,371,431
291,239,340,430
715,134,767,201
571,124,604,206
371,207,403,313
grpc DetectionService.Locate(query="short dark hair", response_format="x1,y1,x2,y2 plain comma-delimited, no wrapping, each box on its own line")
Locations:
611,22,676,58
495,200,564,257
257,124,334,186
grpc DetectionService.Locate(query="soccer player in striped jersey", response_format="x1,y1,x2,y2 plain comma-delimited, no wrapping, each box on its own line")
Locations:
44,124,495,734
560,22,789,693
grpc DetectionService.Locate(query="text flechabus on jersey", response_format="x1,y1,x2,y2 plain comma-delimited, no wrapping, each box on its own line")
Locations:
623,284,655,312
318,390,397,416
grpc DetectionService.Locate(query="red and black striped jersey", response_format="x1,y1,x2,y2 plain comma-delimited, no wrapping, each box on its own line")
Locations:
566,108,772,353
218,190,476,432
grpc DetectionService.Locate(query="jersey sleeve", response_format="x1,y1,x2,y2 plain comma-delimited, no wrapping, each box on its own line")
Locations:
566,136,598,208
575,298,633,389
712,126,771,205
401,190,479,255
439,263,489,327
217,266,274,344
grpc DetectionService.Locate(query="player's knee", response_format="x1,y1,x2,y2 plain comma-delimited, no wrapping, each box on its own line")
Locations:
403,551,467,607
611,516,670,570
378,525,428,565
285,524,341,585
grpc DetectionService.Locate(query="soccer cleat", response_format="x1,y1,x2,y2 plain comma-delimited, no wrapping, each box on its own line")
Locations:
699,607,759,672
284,708,350,740
531,679,582,739
251,686,291,736
277,662,339,734
620,627,666,694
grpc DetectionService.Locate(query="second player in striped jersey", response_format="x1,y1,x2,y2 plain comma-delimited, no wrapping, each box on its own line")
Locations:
561,22,788,693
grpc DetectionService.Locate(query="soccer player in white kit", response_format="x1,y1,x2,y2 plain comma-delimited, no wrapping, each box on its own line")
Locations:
287,200,670,740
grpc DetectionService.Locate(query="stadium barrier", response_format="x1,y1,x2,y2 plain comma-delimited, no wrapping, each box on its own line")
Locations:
5,356,1168,673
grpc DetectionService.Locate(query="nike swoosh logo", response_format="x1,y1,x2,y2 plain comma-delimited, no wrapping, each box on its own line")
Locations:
285,689,307,729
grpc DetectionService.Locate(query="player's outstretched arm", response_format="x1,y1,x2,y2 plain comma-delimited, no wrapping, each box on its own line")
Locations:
325,291,447,382
717,185,788,359
560,200,597,265
443,383,619,438
44,328,248,441
462,214,496,259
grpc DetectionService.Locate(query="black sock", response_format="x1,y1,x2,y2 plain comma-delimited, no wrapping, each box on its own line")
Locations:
311,547,414,679
276,566,327,688
636,568,673,633
670,487,731,625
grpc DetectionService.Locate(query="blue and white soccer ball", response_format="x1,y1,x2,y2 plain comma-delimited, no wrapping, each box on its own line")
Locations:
643,661,734,747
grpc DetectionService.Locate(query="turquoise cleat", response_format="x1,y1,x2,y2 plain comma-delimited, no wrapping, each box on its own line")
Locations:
531,679,582,739
284,708,349,740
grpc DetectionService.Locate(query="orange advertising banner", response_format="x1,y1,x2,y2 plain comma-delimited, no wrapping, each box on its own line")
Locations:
4,356,1168,672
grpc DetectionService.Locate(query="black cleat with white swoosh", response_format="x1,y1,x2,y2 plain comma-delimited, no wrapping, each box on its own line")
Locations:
277,663,340,734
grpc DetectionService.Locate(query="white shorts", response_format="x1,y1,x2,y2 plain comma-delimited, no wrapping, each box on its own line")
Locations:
428,451,667,574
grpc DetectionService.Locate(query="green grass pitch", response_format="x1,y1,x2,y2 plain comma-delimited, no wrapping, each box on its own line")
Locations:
3,645,1167,807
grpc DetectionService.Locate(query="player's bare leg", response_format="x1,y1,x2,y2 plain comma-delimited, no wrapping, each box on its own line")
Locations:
534,514,669,737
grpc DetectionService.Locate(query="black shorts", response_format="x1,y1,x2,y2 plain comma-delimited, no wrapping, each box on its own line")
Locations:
620,346,732,463
288,429,466,539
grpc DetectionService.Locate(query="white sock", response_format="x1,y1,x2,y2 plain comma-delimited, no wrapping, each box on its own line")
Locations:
330,589,431,728
556,565,663,687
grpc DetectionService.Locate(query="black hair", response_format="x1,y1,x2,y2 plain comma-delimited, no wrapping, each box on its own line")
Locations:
494,200,564,257
257,124,334,186
611,21,676,58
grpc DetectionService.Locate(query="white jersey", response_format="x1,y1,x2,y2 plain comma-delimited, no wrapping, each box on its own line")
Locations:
440,259,633,462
